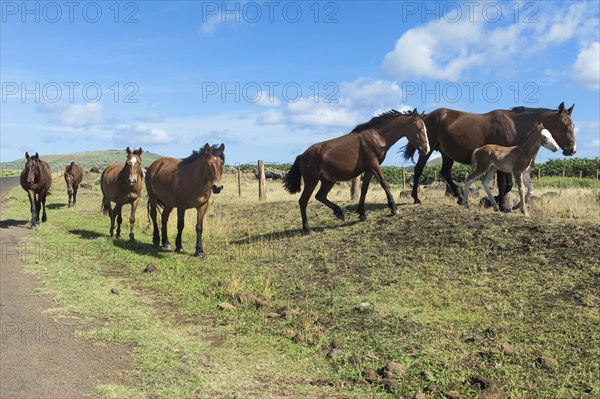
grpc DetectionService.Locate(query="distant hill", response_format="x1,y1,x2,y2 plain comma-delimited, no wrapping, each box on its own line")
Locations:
1,150,165,172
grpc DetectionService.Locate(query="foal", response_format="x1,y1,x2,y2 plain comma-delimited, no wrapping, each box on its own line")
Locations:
463,122,559,216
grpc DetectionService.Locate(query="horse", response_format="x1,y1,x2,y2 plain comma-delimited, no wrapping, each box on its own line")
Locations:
403,102,576,211
20,152,52,228
283,109,430,233
145,143,224,257
64,161,83,207
463,122,559,216
100,147,144,241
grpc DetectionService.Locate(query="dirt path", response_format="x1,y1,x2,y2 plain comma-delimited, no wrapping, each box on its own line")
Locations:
0,177,132,399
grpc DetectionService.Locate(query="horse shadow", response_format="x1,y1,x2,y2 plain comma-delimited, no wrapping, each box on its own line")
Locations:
111,238,166,259
232,219,362,245
0,219,29,229
69,229,104,239
47,203,67,210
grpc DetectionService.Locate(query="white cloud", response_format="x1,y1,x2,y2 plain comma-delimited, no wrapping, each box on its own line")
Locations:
573,41,600,90
38,102,105,128
112,124,177,145
589,139,600,149
382,3,598,81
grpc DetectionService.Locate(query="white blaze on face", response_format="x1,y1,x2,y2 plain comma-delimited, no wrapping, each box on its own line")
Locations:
540,129,559,152
421,119,430,154
130,157,137,165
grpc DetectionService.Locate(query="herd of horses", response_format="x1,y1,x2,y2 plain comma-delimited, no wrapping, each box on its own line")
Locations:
19,103,576,253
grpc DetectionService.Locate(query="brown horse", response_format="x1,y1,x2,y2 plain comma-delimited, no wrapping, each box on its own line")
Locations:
283,109,430,233
463,122,559,216
20,152,52,228
403,102,576,210
100,147,144,241
64,161,83,208
145,143,224,257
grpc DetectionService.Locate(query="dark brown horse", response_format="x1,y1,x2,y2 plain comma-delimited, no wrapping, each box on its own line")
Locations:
145,144,224,257
100,147,144,241
64,161,83,208
403,102,576,210
283,109,430,233
20,152,52,228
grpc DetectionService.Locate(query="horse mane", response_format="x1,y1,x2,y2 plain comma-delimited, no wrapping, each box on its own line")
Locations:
509,106,553,114
180,145,225,164
351,109,412,133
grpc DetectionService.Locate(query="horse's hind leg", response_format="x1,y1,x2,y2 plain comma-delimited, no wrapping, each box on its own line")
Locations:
483,169,499,211
175,208,185,253
115,204,123,238
128,198,139,242
299,174,319,234
357,171,372,221
194,203,209,257
369,163,398,216
315,178,344,222
161,206,173,250
27,190,38,227
496,172,512,212
411,152,431,204
73,184,79,207
463,169,485,209
440,153,462,204
148,197,160,247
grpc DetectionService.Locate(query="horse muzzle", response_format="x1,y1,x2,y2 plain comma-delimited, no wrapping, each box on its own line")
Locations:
562,146,576,156
129,179,138,186
419,145,431,156
212,184,223,194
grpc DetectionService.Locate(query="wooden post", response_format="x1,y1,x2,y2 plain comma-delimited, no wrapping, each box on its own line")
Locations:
537,167,541,181
402,168,406,191
579,170,583,179
237,165,242,198
597,169,599,180
562,168,565,178
434,170,437,182
350,175,360,201
258,160,266,200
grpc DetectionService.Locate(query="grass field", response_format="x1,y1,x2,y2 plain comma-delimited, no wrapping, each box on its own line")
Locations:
3,171,599,398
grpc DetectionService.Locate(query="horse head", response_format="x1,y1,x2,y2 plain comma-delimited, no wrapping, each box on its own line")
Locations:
203,143,225,194
543,102,576,156
534,123,560,153
125,147,143,187
24,152,40,186
409,109,430,156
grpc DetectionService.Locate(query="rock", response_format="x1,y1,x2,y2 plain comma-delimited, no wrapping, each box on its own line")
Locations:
383,361,407,376
444,390,460,399
362,367,379,384
414,392,427,399
501,343,515,356
422,370,435,382
537,355,559,370
484,324,504,337
348,354,361,366
234,290,257,305
363,353,379,362
203,289,214,297
425,383,441,392
292,333,306,344
217,302,235,311
331,339,342,349
110,287,119,295
80,183,92,189
327,348,344,360
382,378,398,393
541,191,559,198
277,307,298,320
469,375,503,399
89,166,101,173
255,294,271,310
562,239,576,248
465,335,482,344
144,263,160,273
355,301,370,311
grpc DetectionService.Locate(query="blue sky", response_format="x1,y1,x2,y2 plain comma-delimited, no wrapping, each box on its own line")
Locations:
1,1,599,165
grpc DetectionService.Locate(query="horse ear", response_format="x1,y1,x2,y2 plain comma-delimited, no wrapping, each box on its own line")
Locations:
34,152,39,159
218,143,225,152
420,111,425,118
203,143,211,153
557,102,565,113
567,103,574,115
70,161,75,166
25,152,30,160
412,108,417,115
134,147,143,155
125,147,131,155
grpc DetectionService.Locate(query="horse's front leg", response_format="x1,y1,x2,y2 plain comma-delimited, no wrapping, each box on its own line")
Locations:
411,152,431,204
27,190,38,227
370,164,398,216
440,153,462,204
175,208,186,253
72,184,79,206
128,198,139,242
40,191,48,222
357,171,373,221
483,169,499,211
514,172,528,216
115,204,123,238
194,203,209,257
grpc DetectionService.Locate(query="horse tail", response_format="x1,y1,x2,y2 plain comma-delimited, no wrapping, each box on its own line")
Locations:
283,155,302,194
401,142,417,162
101,197,110,215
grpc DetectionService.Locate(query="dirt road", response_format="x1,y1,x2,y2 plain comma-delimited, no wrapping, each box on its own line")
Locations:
0,177,132,399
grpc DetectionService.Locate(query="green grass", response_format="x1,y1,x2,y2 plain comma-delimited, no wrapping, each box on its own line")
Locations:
4,173,599,399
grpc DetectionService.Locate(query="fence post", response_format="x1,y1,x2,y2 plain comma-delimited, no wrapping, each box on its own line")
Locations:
562,168,565,178
258,160,266,200
237,165,242,198
351,175,360,201
537,167,541,181
402,168,406,191
579,170,583,179
597,169,599,180
434,170,437,182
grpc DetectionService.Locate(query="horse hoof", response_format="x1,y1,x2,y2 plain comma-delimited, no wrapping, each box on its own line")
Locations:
359,214,367,222
41,216,47,223
391,209,399,216
163,244,172,251
335,213,345,222
413,199,421,205
129,237,136,243
456,198,463,206
152,241,160,247
175,247,184,254
303,228,313,235
194,251,206,258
